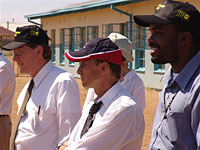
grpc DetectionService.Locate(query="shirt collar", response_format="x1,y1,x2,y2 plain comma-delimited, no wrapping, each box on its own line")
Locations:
122,69,136,81
97,82,122,108
162,51,200,90
33,61,53,88
175,51,200,90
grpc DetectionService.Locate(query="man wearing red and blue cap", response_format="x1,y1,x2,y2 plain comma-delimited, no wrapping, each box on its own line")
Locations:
65,38,145,150
134,0,200,149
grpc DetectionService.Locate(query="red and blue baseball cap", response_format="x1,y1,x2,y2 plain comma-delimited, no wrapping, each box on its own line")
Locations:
65,38,122,65
134,0,200,32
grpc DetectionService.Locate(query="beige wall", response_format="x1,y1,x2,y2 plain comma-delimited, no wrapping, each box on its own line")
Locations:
39,0,200,89
41,0,200,45
0,35,14,40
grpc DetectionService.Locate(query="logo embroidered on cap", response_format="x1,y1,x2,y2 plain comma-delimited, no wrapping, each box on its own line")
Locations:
156,4,166,10
30,30,39,36
83,42,90,48
176,10,190,21
14,31,20,37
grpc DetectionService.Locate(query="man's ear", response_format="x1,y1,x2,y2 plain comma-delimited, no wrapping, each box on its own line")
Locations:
35,45,43,56
179,31,192,46
100,62,109,73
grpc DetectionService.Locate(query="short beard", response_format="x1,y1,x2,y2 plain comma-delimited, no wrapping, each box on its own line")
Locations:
150,37,179,64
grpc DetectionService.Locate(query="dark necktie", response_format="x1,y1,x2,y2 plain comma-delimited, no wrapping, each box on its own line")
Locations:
80,101,103,138
10,79,34,150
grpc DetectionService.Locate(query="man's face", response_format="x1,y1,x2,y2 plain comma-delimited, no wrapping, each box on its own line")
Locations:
148,24,180,64
77,59,102,89
13,45,36,75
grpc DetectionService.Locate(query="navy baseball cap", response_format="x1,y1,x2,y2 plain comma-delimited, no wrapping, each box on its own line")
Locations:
2,25,49,50
134,0,200,32
65,38,122,65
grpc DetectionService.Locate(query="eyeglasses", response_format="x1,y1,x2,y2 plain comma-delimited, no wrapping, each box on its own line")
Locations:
14,47,34,57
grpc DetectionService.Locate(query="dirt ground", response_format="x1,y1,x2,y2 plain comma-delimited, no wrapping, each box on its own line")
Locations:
11,75,159,150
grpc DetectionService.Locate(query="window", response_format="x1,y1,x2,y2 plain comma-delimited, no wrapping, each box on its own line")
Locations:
60,29,65,64
154,64,165,73
102,23,125,38
135,49,145,71
60,27,86,65
126,22,146,71
102,24,109,38
135,24,146,71
60,28,75,65
87,26,98,42
74,27,86,49
50,29,56,63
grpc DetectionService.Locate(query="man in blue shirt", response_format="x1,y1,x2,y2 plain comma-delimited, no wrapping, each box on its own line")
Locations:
134,0,200,149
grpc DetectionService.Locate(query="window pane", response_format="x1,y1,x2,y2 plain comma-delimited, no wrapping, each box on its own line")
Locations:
102,23,125,38
126,22,146,71
75,27,86,49
154,64,165,72
87,26,98,42
51,29,56,62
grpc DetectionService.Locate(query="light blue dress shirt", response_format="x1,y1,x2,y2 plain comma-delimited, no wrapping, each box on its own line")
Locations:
149,51,200,150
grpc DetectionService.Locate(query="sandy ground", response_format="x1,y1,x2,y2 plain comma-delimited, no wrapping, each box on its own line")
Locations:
11,75,159,150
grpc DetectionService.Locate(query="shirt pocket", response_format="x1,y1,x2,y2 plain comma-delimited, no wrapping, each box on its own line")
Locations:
32,105,45,133
163,111,185,143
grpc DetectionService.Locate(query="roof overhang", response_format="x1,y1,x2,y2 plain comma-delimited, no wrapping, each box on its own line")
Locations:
25,0,149,20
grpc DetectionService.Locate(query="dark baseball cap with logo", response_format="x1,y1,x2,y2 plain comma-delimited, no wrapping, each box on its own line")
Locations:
2,25,49,50
65,38,122,65
134,0,200,32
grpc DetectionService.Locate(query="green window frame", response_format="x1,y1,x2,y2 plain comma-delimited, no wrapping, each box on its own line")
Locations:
135,49,145,71
60,28,75,65
61,27,86,66
60,29,65,65
135,24,146,71
51,29,56,63
102,23,125,38
74,27,86,49
154,64,165,73
87,26,98,42
126,22,146,71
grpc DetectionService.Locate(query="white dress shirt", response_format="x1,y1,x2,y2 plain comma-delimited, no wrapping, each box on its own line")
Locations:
15,61,81,150
0,50,15,115
120,69,145,111
83,69,145,111
67,82,145,150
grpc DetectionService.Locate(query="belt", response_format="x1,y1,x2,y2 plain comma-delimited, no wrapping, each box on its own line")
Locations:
0,115,9,117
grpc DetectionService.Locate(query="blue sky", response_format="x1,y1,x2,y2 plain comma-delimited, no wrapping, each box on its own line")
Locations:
0,0,89,23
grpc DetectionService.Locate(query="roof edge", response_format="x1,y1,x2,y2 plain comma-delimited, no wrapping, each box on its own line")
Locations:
25,0,148,20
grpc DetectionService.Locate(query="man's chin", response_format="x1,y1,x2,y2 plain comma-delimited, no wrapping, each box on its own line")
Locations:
81,83,88,89
151,58,165,64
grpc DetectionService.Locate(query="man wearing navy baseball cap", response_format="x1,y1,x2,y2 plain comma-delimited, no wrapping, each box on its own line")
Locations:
65,38,145,150
134,0,200,149
2,25,81,150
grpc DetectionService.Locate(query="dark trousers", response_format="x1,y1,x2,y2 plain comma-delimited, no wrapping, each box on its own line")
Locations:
0,115,11,150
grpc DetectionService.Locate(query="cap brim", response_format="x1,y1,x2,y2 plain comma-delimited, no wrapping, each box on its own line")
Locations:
1,42,26,51
122,50,134,62
65,50,93,62
65,49,122,65
134,15,168,27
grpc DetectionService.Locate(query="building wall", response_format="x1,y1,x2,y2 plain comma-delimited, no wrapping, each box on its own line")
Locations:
0,35,13,40
39,0,200,90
